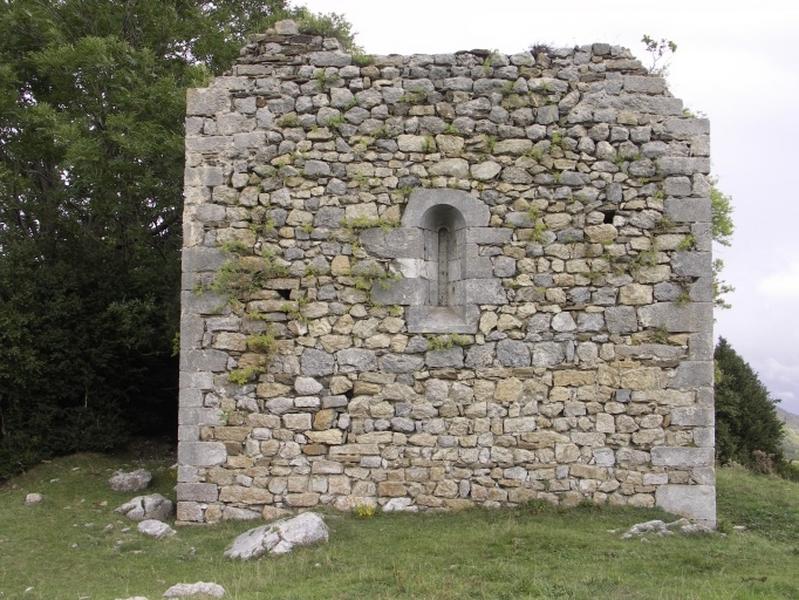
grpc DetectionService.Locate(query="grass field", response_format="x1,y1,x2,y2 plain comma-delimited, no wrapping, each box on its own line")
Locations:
1,450,798,600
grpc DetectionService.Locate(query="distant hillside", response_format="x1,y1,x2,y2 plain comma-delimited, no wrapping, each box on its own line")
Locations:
777,407,799,460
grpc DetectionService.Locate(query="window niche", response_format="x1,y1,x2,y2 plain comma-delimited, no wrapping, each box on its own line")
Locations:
364,189,507,333
400,189,497,334
421,204,465,308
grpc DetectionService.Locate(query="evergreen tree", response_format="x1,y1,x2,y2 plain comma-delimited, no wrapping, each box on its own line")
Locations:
714,338,784,469
0,0,354,477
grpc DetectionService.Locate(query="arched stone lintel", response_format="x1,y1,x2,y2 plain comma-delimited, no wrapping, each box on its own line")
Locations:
401,189,490,229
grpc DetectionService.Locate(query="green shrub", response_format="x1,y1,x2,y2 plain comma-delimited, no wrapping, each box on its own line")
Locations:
715,338,785,471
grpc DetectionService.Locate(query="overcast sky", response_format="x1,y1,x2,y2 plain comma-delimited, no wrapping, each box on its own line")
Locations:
302,0,799,413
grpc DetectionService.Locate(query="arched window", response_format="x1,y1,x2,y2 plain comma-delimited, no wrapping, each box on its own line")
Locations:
418,204,466,308
364,189,507,333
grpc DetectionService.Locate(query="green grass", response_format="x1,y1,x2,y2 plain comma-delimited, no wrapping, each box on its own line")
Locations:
1,454,798,599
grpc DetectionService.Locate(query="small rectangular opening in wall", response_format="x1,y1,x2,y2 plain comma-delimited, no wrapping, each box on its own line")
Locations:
603,210,616,224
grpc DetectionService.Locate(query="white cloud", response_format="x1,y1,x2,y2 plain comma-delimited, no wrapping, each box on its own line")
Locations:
758,261,799,299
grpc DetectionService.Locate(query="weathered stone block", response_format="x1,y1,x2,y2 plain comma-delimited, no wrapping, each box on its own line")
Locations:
178,442,227,467
177,483,219,503
496,339,531,367
671,407,713,427
186,88,229,116
655,484,716,525
638,303,711,333
664,197,711,223
301,349,335,377
651,447,713,468
604,306,638,334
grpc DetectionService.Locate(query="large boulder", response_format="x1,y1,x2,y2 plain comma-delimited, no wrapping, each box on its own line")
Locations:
163,582,225,598
138,519,176,539
224,512,328,560
115,494,174,522
109,469,152,492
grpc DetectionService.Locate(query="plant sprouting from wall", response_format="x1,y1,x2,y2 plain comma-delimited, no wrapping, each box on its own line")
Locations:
640,35,677,76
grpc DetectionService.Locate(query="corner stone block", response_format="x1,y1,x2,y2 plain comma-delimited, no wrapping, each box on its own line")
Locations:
668,361,714,389
664,117,710,139
177,483,219,503
655,484,716,526
181,290,228,316
186,88,230,116
664,197,711,223
180,349,229,372
671,406,714,427
179,370,213,391
176,501,204,522
673,252,711,277
184,166,225,187
651,446,714,468
638,302,711,333
178,442,227,467
182,246,226,274
655,156,710,176
179,407,222,427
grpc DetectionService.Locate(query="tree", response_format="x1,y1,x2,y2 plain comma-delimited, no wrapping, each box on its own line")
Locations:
0,0,354,478
714,338,784,470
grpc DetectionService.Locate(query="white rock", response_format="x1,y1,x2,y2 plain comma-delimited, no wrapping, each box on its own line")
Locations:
116,597,149,600
224,512,328,560
470,161,501,181
138,519,176,540
382,498,417,512
109,469,152,492
24,493,43,506
294,376,323,395
622,517,713,539
163,582,225,598
115,494,174,522
273,20,298,35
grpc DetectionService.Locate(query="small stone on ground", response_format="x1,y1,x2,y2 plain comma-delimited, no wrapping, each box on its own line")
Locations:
24,493,43,506
622,518,713,539
109,469,152,492
115,494,174,522
224,512,328,560
163,582,225,598
138,519,176,539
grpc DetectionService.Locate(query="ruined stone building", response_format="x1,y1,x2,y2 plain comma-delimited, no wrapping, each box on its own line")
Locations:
177,20,715,526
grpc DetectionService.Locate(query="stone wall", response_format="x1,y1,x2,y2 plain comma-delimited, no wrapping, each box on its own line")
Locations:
178,20,715,526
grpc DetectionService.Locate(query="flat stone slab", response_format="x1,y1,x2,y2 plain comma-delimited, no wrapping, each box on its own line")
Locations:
115,494,174,522
163,582,225,598
109,469,152,492
621,517,713,539
224,512,328,560
138,519,176,539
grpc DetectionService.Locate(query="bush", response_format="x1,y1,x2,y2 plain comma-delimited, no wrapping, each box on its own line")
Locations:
715,338,785,470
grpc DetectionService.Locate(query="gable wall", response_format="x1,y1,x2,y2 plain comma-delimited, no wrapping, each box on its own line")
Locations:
177,21,715,525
